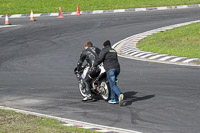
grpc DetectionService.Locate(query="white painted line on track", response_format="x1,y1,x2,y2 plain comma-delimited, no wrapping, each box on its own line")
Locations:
0,25,18,28
0,106,142,133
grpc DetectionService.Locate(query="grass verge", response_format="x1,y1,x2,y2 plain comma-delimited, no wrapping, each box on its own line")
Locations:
0,109,97,133
0,0,200,15
137,22,200,59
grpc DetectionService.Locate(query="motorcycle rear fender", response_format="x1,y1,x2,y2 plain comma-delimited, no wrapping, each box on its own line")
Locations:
98,72,107,81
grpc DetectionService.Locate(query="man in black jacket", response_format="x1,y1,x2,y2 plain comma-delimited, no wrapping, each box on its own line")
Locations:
77,41,101,101
93,40,124,106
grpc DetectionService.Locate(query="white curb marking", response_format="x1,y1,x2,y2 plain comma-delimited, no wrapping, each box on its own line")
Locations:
159,56,174,61
183,58,196,63
82,127,95,129
170,57,186,62
140,53,155,58
93,10,104,14
149,54,166,59
130,52,140,56
122,49,133,52
113,20,200,66
114,9,125,13
0,106,142,133
134,53,147,57
1,4,200,19
34,14,41,17
63,124,75,126
9,14,22,18
71,12,77,15
157,7,168,10
96,129,112,132
50,13,59,16
177,5,188,9
135,8,147,11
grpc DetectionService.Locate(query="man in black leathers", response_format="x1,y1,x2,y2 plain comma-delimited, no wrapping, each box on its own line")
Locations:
77,41,101,101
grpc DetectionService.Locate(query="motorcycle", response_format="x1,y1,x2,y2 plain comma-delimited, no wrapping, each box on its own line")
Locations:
74,64,111,101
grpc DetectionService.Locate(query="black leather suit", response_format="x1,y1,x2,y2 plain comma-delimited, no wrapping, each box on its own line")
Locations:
77,46,101,96
77,46,101,71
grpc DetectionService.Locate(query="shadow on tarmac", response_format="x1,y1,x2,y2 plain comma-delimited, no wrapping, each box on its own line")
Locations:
83,91,155,106
123,91,155,106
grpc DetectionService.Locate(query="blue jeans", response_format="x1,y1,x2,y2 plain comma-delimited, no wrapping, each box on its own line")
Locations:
107,68,121,99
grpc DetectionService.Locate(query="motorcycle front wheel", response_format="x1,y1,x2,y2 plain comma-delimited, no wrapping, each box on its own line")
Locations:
78,80,88,98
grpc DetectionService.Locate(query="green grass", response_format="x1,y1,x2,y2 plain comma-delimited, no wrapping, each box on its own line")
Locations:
0,109,97,133
0,0,200,15
137,22,200,59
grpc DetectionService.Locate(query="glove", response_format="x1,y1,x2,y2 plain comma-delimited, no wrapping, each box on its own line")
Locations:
76,71,81,81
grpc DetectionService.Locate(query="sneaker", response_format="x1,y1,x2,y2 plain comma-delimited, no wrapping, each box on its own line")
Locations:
82,95,93,101
108,99,117,104
119,94,124,106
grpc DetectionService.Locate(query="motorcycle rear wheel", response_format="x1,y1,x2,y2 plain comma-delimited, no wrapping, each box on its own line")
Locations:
100,80,110,101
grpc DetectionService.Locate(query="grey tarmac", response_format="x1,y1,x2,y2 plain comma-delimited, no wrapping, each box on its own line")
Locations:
0,7,200,133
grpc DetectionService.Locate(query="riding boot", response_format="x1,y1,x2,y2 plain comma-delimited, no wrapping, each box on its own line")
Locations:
82,80,93,101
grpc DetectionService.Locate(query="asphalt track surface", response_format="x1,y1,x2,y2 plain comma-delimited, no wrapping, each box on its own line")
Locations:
0,8,200,133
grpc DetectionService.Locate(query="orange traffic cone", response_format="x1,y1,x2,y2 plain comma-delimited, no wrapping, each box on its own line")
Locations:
5,14,10,25
30,9,35,21
58,7,64,18
76,4,80,15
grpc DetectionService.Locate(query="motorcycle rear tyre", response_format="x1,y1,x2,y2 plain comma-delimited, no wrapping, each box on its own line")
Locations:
100,80,111,101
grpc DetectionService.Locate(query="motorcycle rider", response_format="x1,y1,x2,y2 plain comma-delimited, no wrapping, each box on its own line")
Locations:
77,41,101,101
93,40,124,106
